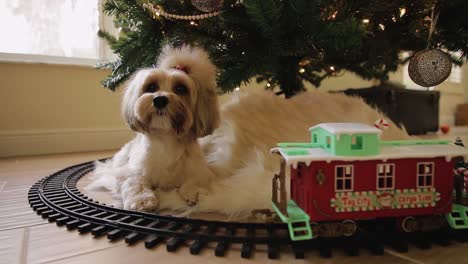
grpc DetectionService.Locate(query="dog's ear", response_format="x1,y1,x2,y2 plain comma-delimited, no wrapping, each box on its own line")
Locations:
193,87,220,137
121,71,149,133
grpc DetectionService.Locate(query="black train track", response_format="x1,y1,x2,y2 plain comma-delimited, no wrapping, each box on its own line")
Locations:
28,161,468,259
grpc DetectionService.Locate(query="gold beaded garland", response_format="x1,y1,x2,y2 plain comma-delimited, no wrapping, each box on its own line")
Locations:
143,3,221,20
408,49,452,87
191,0,224,12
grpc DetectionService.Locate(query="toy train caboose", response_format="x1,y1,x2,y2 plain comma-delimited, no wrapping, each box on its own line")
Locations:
271,123,468,241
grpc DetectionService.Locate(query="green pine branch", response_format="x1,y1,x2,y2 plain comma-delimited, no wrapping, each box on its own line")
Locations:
98,0,468,95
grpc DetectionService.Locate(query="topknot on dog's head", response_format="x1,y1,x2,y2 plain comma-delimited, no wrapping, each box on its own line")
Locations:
156,45,220,137
156,45,218,93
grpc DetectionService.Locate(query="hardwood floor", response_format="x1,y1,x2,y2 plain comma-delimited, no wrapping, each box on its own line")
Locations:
1,126,468,263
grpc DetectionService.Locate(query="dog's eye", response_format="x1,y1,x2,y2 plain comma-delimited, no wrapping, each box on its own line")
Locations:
145,83,159,93
174,84,188,95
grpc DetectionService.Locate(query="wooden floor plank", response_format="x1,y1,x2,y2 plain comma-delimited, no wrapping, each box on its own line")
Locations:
0,151,115,174
42,241,415,264
0,189,47,231
389,242,468,264
0,228,27,264
0,170,51,192
26,223,125,264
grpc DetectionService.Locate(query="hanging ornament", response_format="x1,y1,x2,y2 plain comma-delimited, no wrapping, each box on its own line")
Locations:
191,0,224,12
407,3,452,87
408,49,452,87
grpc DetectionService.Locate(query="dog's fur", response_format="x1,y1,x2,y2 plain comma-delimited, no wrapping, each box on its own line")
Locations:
89,45,220,211
89,45,410,218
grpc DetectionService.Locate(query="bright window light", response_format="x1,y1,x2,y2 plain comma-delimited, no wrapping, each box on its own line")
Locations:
0,0,100,59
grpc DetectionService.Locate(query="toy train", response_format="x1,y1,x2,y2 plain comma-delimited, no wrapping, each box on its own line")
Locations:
271,122,468,241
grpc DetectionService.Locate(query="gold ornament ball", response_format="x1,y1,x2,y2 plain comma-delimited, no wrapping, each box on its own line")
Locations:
191,0,224,12
408,49,452,87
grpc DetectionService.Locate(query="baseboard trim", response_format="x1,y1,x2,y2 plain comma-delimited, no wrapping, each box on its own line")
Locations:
0,128,134,157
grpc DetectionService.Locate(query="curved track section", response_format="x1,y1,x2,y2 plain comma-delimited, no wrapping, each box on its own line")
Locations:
28,161,468,259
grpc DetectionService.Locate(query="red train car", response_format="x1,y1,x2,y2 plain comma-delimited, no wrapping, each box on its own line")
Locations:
272,123,468,239
290,157,453,222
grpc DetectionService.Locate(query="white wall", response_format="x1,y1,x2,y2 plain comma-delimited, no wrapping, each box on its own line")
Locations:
0,62,133,157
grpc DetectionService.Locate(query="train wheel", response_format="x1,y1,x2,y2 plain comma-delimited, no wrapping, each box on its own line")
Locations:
342,220,358,236
401,216,419,232
315,222,344,238
418,215,447,231
313,221,358,238
310,222,320,238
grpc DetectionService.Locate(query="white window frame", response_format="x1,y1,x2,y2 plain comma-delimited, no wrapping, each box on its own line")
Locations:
335,165,354,192
376,163,395,190
0,0,117,67
416,162,435,188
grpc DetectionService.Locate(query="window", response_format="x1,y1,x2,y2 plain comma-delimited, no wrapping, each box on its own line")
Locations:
417,162,434,188
351,135,363,150
297,163,303,178
376,164,395,190
335,165,353,192
326,136,331,148
0,0,117,66
313,134,317,143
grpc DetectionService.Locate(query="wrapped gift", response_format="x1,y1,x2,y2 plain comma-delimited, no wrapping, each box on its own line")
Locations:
340,83,440,135
455,103,468,126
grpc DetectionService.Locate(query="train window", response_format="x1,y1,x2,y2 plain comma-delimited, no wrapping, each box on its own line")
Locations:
313,134,317,143
326,136,331,148
351,135,363,150
297,163,303,178
337,167,343,176
416,162,434,188
376,164,395,190
345,179,352,189
335,165,353,192
337,179,343,189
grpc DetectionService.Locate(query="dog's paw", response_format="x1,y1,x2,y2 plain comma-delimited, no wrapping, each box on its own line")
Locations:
124,191,159,212
177,185,208,206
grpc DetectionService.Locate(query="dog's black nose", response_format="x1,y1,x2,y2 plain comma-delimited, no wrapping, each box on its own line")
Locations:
153,96,169,109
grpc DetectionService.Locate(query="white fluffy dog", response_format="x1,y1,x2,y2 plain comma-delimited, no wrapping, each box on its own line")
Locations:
90,45,220,211
89,45,409,218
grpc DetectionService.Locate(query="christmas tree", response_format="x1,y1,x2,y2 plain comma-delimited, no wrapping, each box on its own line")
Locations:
99,0,468,98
